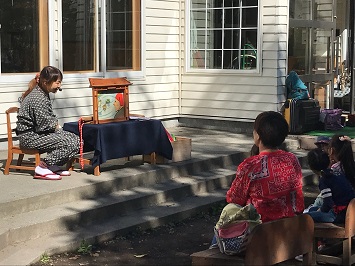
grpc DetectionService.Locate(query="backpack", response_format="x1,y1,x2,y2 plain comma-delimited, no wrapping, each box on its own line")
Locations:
214,203,261,255
214,221,251,255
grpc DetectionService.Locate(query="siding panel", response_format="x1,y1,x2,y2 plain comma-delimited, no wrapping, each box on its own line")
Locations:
181,0,288,121
0,0,290,142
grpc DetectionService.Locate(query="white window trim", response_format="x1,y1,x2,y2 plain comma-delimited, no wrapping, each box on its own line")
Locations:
185,0,261,75
54,0,146,80
0,0,146,83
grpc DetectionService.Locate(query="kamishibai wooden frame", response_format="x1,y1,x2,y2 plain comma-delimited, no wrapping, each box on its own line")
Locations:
89,77,132,124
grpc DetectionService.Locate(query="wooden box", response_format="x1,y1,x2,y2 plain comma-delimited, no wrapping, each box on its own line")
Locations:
89,77,132,124
144,136,192,164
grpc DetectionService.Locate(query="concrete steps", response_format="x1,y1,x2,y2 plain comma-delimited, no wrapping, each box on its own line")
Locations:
0,189,228,266
0,152,248,265
0,146,317,266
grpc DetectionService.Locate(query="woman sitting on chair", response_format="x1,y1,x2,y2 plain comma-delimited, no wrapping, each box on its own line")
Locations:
16,66,80,180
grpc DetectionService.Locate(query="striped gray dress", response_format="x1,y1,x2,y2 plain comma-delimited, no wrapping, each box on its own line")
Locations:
16,86,79,166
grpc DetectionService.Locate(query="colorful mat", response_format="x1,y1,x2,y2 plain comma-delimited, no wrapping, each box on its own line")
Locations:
306,126,355,138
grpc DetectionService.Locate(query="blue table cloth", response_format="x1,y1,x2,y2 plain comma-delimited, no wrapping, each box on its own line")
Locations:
63,119,173,167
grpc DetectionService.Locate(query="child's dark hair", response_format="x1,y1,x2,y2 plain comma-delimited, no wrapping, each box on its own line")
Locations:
253,111,289,149
21,66,63,100
329,134,355,187
307,148,330,172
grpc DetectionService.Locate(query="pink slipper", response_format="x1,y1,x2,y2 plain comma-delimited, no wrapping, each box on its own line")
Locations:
55,170,71,176
47,165,71,176
33,173,62,180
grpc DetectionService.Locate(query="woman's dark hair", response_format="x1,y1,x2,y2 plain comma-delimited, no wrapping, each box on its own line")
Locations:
253,111,289,149
307,148,330,172
250,144,259,156
330,134,355,187
22,66,63,99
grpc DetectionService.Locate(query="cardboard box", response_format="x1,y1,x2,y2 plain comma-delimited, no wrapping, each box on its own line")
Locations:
143,136,192,164
314,87,326,109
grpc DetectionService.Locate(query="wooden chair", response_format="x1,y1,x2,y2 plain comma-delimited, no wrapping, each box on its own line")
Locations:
313,198,355,265
4,107,41,175
191,214,314,265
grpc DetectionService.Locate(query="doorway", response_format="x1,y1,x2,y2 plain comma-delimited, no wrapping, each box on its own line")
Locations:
288,0,337,109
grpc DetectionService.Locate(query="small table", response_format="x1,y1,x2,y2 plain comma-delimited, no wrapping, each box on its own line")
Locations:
63,119,173,175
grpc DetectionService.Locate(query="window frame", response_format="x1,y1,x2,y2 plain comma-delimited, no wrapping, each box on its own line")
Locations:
186,0,261,74
0,0,145,82
58,0,145,79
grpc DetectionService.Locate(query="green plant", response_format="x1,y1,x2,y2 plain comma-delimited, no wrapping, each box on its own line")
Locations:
77,240,92,255
39,253,51,264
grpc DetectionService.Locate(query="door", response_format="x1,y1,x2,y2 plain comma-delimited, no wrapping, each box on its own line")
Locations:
289,0,337,109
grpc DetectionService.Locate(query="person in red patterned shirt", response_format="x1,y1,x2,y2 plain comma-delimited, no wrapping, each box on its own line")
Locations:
226,111,304,222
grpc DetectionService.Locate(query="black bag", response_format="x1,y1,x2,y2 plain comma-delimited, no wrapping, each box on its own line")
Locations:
284,98,320,134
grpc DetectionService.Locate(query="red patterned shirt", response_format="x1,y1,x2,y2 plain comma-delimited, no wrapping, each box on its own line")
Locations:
226,150,304,222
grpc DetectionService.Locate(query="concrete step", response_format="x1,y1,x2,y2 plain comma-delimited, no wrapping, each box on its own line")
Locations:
0,147,315,266
0,189,228,266
0,152,249,219
0,150,245,265
0,167,236,251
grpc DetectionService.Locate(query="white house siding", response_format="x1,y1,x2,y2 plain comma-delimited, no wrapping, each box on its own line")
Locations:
0,0,181,147
180,0,289,122
143,0,181,118
0,0,291,148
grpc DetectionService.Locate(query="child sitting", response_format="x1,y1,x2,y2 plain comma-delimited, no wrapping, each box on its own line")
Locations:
307,148,355,224
314,136,330,151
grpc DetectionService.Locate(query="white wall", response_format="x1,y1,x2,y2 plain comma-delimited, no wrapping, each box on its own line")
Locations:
0,0,289,150
180,0,288,122
0,0,182,146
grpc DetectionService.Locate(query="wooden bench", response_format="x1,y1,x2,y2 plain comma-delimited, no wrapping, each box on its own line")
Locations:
312,198,355,265
190,214,314,265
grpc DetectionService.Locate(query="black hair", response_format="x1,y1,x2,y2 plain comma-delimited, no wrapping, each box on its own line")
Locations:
253,111,289,149
38,66,63,91
250,144,259,156
329,134,355,187
22,66,63,100
307,148,330,172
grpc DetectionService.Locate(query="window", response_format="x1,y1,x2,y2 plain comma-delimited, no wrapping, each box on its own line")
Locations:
62,0,141,73
189,0,258,70
0,0,48,73
106,0,141,71
62,1,95,72
0,0,141,74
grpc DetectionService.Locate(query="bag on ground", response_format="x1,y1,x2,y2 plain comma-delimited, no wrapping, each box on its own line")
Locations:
319,109,343,130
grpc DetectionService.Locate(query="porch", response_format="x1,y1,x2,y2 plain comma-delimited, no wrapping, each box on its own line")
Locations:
0,125,318,265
